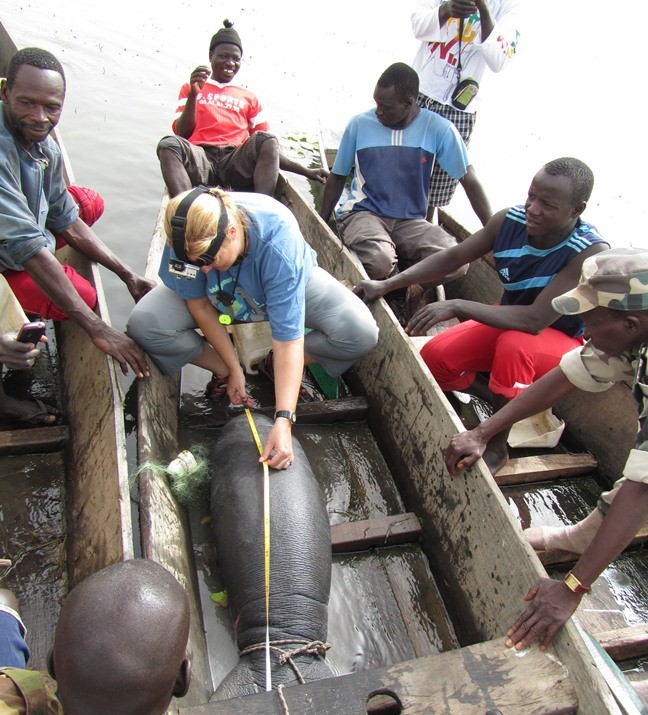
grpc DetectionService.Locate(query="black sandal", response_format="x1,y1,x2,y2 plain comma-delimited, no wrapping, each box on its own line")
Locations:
205,375,229,401
257,350,315,403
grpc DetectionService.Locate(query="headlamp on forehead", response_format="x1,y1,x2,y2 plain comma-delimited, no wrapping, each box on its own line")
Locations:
169,186,229,279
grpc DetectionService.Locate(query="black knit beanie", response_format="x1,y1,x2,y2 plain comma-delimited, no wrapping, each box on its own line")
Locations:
209,20,242,55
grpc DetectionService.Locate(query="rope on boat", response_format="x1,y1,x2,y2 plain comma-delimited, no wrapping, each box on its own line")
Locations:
277,684,289,715
238,639,331,685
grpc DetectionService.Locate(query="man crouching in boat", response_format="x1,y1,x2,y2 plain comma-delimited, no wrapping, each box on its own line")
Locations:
356,157,609,473
444,248,648,651
0,559,191,714
0,47,154,386
126,187,378,470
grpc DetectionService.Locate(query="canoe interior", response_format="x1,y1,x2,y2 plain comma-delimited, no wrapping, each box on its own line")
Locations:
135,174,627,714
0,18,133,667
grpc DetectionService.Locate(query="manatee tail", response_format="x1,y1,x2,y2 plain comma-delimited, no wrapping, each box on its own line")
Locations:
211,653,335,701
211,661,259,701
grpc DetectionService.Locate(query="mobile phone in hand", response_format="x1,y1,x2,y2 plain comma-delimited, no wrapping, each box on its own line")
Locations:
16,321,47,344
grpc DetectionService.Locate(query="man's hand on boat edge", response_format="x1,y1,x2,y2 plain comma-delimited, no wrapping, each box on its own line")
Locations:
444,430,486,475
90,325,150,378
124,273,156,303
405,301,460,336
353,279,388,303
505,578,582,652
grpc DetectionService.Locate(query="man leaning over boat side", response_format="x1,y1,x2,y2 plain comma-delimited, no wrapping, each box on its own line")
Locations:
157,19,327,199
444,248,648,651
319,62,492,283
411,0,519,222
356,157,609,473
0,47,154,379
0,558,191,714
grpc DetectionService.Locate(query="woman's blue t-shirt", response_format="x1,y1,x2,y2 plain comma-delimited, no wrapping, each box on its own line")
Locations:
159,192,317,342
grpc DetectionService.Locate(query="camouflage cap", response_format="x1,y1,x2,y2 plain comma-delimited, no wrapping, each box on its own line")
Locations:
552,247,648,315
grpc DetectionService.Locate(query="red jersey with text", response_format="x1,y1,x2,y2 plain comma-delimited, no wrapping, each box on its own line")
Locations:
172,78,269,147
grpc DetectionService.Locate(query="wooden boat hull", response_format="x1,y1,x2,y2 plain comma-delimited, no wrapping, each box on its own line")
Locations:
137,193,214,706
137,176,628,713
0,19,132,664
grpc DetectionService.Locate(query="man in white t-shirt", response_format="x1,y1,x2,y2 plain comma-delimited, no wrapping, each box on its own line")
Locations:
411,0,519,219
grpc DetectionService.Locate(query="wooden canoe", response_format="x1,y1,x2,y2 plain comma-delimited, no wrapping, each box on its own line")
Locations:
0,19,133,667
135,170,643,713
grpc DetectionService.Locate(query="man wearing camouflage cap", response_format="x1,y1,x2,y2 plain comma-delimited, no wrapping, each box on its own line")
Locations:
444,246,648,650
157,20,327,198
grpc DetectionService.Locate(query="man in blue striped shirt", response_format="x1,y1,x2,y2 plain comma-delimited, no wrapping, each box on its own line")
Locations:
356,157,609,473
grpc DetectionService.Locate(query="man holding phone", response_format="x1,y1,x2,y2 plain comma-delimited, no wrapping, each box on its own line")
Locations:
0,275,55,425
0,47,154,380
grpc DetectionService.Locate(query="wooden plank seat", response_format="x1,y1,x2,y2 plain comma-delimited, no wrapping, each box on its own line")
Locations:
185,396,369,429
179,637,578,715
331,513,422,553
594,623,648,662
495,453,598,486
0,425,69,455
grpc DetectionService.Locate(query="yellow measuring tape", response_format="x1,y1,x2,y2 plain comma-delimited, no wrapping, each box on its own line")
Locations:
244,408,272,691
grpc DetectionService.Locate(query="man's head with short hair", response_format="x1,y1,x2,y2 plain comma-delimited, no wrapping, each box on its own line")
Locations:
373,63,419,130
376,62,419,104
50,559,191,715
543,157,594,205
1,46,66,148
5,47,66,92
524,157,594,240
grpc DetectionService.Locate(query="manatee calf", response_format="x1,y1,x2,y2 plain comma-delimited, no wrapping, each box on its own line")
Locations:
210,413,333,699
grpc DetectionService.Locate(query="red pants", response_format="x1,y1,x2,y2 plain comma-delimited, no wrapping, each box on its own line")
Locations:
3,187,103,320
420,320,583,399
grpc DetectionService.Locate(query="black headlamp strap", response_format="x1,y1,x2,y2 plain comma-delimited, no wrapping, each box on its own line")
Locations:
170,186,229,264
199,195,229,265
170,186,207,261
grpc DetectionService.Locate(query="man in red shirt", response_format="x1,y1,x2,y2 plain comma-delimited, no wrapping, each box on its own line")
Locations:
157,20,327,197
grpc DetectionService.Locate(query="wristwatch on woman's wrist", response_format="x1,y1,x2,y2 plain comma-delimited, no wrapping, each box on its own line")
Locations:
274,410,296,425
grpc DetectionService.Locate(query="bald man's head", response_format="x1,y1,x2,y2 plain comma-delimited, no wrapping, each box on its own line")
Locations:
51,559,191,715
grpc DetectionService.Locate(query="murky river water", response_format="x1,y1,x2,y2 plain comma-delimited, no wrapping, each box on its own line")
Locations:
3,0,647,332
